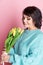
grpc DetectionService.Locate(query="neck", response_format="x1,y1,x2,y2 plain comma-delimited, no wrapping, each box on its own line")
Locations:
28,26,38,30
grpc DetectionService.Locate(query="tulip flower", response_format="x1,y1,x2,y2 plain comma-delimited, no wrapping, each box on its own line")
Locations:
5,27,24,53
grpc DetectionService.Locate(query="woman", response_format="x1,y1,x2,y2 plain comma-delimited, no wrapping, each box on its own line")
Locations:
1,6,43,65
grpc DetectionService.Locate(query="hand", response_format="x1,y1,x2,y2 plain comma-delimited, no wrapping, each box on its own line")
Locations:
1,51,10,63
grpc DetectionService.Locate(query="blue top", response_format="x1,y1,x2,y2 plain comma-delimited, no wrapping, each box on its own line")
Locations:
9,29,43,65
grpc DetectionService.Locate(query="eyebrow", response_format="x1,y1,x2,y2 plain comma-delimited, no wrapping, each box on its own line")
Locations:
23,15,31,18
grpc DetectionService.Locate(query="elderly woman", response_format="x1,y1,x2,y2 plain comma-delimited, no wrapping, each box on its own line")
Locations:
1,6,43,65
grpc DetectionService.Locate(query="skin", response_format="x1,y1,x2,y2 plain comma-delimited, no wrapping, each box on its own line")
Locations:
23,14,38,30
1,14,38,63
1,51,10,63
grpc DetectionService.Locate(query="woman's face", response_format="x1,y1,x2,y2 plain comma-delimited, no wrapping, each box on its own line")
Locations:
22,14,36,30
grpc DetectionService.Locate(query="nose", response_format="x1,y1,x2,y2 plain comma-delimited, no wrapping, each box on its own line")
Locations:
23,18,27,23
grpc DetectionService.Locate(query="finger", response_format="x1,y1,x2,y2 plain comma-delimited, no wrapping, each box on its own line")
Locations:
2,51,7,55
2,48,6,51
2,51,6,54
0,61,4,64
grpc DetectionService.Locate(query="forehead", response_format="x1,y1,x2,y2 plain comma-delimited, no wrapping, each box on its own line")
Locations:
23,14,32,18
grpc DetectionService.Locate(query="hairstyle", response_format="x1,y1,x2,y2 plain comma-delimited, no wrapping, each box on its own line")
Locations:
22,6,42,29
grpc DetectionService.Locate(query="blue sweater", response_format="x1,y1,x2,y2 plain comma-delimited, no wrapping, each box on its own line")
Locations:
9,29,43,65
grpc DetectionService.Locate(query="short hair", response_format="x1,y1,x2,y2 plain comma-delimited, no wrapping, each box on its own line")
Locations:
22,6,42,29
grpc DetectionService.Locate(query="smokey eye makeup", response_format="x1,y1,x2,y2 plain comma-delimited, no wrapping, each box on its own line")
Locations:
22,15,31,20
27,18,30,20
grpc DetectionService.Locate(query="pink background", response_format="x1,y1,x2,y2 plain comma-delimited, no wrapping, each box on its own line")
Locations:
0,0,43,64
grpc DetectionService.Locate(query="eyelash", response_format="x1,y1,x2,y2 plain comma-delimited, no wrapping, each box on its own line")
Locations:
22,16,30,20
27,18,30,20
23,18,30,20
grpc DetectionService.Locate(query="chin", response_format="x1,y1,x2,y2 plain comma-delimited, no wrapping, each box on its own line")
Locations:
24,27,28,30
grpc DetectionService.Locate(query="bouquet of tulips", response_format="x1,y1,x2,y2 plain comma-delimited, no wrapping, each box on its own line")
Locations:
5,27,24,53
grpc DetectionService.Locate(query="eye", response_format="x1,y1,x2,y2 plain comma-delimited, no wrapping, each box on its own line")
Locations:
27,18,30,20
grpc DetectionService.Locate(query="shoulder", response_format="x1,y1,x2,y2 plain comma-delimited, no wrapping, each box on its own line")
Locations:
38,30,43,38
29,30,43,49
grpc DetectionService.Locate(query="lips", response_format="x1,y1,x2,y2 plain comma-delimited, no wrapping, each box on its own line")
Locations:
24,25,28,29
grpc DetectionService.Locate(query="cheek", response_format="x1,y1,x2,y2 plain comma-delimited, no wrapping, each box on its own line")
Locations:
27,20,31,25
27,20,34,25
